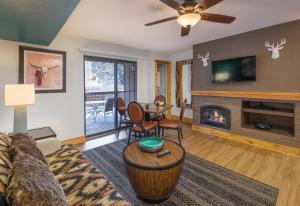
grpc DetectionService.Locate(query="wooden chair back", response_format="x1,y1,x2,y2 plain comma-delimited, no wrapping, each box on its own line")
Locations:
154,95,166,105
128,102,144,125
116,97,126,116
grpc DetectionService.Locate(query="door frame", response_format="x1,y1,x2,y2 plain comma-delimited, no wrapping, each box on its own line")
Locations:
155,60,172,115
83,55,137,138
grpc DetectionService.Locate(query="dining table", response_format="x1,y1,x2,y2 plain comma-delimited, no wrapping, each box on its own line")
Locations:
120,103,173,121
141,103,173,121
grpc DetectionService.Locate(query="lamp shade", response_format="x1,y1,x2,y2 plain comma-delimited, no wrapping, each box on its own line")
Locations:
5,84,35,106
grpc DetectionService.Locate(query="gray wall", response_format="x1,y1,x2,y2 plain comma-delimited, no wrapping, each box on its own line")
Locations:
192,19,300,92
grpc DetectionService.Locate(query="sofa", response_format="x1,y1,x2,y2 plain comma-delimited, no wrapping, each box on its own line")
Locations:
0,132,130,206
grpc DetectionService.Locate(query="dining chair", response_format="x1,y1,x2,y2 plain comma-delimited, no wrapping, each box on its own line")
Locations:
100,97,114,123
154,95,166,105
116,97,132,139
158,99,187,145
88,101,105,122
127,101,157,145
151,95,167,122
85,105,95,121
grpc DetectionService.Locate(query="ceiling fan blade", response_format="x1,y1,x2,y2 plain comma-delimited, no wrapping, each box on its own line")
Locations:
196,0,223,11
160,0,181,10
181,26,191,37
200,13,236,24
145,16,178,26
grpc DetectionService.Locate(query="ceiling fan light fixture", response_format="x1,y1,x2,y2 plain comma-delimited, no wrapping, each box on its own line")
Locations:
177,13,201,27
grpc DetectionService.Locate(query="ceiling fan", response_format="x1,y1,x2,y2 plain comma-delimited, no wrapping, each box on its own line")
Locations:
145,0,236,37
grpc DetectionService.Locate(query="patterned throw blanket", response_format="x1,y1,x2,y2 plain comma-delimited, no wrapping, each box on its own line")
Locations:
46,145,130,206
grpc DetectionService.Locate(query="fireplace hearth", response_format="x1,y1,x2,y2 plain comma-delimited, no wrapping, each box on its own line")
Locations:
200,105,231,130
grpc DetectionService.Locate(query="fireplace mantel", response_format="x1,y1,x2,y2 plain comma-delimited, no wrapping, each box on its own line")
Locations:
191,90,300,101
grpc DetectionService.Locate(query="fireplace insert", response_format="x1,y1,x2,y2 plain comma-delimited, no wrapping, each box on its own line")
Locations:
200,105,231,130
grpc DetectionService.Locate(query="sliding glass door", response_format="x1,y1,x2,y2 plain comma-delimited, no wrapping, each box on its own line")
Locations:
84,56,137,137
117,62,137,105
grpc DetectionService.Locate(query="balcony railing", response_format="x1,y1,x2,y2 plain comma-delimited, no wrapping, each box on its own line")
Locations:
85,91,134,103
85,91,115,102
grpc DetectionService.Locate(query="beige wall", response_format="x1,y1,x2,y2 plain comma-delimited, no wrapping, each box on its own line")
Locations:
0,35,168,139
192,19,300,92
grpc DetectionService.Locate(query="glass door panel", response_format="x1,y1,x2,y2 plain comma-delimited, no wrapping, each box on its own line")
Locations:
117,62,137,105
84,58,116,136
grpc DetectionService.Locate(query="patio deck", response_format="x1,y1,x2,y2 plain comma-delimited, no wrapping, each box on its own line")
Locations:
85,114,115,135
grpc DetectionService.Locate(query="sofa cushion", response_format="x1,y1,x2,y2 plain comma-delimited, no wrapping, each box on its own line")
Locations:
0,133,12,205
10,133,47,164
6,154,68,206
46,145,130,206
36,137,61,156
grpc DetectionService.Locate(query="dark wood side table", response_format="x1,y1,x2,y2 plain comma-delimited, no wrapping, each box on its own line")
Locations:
123,140,185,203
27,127,56,141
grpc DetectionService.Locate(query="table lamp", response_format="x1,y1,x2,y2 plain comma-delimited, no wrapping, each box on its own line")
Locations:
5,84,35,133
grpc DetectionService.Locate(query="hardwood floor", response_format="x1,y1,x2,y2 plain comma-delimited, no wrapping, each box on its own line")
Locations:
81,125,300,206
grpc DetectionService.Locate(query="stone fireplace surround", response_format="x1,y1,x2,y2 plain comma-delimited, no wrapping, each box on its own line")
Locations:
193,96,300,148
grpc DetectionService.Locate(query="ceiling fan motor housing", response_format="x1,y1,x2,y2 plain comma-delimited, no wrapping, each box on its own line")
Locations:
179,1,201,15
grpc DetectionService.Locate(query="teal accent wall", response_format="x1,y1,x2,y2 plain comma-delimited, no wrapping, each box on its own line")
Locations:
0,0,80,45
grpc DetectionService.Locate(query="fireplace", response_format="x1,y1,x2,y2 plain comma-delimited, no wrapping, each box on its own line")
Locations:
200,105,231,130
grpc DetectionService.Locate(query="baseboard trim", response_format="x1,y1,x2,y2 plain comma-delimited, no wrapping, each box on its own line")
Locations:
167,115,192,124
192,124,300,157
62,136,86,145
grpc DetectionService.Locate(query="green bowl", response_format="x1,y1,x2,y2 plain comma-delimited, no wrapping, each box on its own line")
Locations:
139,137,164,153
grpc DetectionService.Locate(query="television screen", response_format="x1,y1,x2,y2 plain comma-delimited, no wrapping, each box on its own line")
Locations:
212,56,256,83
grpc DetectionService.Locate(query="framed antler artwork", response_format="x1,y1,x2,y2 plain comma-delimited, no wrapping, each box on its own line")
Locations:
19,46,66,93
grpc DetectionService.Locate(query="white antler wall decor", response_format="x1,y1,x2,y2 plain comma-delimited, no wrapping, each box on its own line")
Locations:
198,52,210,67
265,38,287,59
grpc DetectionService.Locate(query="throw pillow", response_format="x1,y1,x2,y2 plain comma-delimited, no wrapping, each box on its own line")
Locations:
6,154,68,206
9,133,48,164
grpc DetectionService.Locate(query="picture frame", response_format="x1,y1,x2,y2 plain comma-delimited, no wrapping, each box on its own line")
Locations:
19,46,66,93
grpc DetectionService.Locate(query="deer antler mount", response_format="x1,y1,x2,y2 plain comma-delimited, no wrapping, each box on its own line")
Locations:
198,52,210,67
265,38,287,59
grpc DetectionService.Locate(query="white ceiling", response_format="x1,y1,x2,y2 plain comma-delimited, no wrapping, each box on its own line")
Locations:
61,0,300,54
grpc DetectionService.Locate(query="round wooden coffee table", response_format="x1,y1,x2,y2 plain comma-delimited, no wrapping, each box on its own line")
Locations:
123,140,185,203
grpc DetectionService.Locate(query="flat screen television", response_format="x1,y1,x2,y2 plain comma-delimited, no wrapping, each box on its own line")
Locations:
212,56,256,83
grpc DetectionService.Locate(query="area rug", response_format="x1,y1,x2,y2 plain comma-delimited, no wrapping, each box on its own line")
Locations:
82,140,278,206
